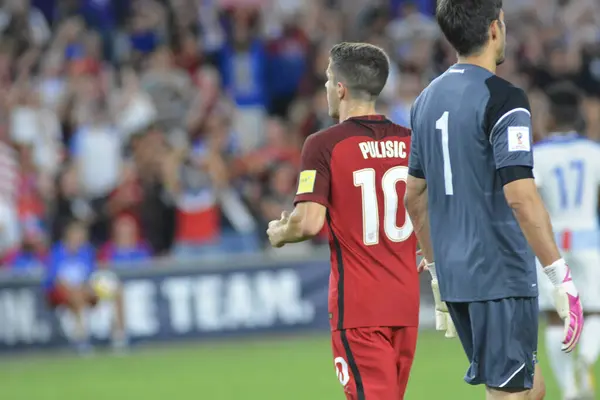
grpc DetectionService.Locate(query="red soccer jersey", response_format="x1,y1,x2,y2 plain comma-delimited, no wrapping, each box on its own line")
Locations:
294,115,419,331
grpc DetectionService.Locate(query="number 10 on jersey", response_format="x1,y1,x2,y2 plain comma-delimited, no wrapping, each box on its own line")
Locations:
353,166,414,246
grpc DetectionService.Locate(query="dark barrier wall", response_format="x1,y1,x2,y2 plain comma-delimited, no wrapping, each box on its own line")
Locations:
0,251,434,352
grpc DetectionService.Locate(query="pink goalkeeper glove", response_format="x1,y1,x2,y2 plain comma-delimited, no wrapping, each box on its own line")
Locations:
543,259,584,353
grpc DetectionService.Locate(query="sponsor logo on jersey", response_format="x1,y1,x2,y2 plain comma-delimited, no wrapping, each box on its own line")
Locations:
508,126,531,152
297,170,316,194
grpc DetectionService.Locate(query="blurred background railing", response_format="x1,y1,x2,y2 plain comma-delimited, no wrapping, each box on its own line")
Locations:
0,0,598,352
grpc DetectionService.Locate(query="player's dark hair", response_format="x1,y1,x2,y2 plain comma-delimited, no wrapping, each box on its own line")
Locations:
546,81,582,130
436,0,503,57
329,42,389,100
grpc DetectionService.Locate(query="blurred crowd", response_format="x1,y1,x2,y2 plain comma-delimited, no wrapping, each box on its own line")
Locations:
0,0,599,270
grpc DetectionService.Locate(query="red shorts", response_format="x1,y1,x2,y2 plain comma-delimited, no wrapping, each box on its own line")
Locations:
332,326,418,400
46,285,98,308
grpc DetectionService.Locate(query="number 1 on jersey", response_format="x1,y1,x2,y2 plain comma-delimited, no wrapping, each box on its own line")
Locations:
436,111,454,195
353,166,414,246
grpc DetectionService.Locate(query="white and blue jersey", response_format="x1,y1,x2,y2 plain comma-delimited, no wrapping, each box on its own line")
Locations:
533,133,600,250
43,243,95,290
534,133,600,311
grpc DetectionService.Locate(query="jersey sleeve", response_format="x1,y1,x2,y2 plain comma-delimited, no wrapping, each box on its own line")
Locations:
408,104,425,178
486,86,534,170
293,134,331,207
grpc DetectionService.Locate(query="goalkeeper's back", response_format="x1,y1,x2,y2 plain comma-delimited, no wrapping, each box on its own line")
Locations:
409,64,537,303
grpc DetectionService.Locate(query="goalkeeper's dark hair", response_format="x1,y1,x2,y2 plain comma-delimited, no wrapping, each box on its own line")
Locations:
546,81,582,131
329,42,390,101
436,0,503,57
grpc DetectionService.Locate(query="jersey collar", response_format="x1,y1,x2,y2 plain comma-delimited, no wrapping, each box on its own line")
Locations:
346,115,390,124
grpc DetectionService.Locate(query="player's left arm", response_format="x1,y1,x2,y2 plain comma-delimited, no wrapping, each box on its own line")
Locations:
267,134,329,248
488,87,561,267
490,85,582,352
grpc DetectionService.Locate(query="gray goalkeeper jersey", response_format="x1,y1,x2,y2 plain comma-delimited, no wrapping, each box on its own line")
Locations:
409,64,538,302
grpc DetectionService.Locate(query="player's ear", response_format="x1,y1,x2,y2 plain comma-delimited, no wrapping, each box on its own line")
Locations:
490,20,500,41
337,82,345,100
491,11,505,41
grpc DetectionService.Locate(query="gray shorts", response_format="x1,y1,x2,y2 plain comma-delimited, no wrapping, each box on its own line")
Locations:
446,297,539,390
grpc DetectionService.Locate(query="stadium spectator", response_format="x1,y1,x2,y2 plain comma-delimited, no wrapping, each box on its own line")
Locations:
2,222,47,273
175,30,204,76
185,66,227,137
105,161,143,232
125,0,166,60
387,1,438,58
140,46,192,144
0,0,51,75
131,126,176,255
111,65,157,142
0,0,596,268
69,99,122,245
166,113,230,258
9,85,62,172
238,116,300,179
265,14,310,117
98,214,152,264
15,145,48,237
51,165,90,243
44,220,127,353
257,161,296,229
0,132,20,257
216,8,269,152
388,70,423,127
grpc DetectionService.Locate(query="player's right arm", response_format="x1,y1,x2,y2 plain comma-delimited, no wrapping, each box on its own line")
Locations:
266,133,328,248
405,104,434,264
406,110,456,338
489,84,583,352
405,176,433,265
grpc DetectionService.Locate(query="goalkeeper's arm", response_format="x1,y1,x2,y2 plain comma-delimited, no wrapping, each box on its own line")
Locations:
504,174,583,352
405,175,433,263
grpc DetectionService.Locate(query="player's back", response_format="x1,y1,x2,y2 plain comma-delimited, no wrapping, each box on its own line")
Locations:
534,134,600,244
410,64,537,302
313,116,418,330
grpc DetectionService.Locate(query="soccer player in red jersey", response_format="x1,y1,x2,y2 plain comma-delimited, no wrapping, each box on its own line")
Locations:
267,42,418,399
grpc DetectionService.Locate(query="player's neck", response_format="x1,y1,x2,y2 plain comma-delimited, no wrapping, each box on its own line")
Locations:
339,101,378,122
457,54,497,74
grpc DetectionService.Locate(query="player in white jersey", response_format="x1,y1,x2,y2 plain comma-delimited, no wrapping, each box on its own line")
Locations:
533,82,600,400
